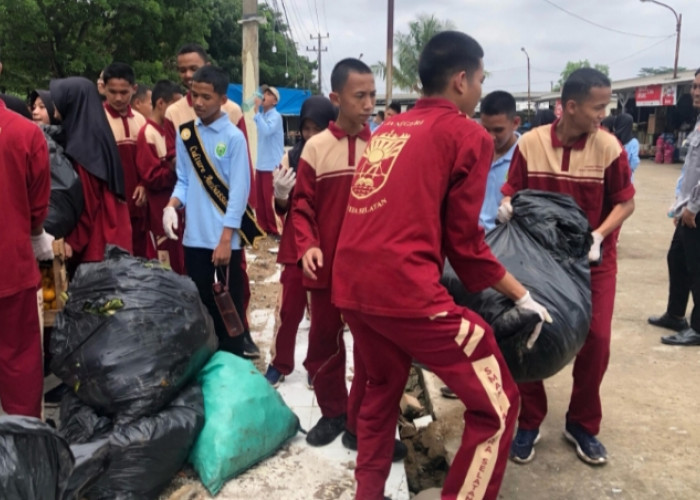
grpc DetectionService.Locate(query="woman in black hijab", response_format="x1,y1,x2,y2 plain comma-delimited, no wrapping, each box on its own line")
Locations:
532,108,556,128
49,77,132,263
263,95,336,386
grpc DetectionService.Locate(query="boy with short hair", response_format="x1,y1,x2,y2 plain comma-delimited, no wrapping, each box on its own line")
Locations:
332,32,548,499
479,90,521,231
164,42,259,357
500,68,635,466
102,62,148,257
163,65,250,357
136,80,185,274
293,59,406,461
131,83,153,119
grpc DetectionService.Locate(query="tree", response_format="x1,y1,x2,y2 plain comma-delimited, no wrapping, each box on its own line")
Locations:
205,1,316,91
552,60,610,91
638,66,687,77
0,0,316,96
372,14,455,93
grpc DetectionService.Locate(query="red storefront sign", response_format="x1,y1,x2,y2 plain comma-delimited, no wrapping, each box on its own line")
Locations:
635,84,677,107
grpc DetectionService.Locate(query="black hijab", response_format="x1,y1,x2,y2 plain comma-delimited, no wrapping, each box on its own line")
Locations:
288,95,337,171
0,94,31,119
49,77,125,199
601,115,615,133
30,89,57,125
612,113,634,145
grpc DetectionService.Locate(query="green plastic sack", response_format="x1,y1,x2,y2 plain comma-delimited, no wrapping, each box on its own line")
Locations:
189,352,300,495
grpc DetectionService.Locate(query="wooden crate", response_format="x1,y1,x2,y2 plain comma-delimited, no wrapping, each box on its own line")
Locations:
42,239,68,328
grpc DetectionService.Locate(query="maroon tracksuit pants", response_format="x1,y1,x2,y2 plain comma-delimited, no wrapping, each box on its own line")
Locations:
304,289,365,435
255,170,278,235
0,287,43,417
342,306,519,500
518,266,616,436
269,264,308,374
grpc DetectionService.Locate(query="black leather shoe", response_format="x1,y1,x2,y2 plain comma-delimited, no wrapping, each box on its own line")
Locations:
306,414,346,446
648,313,689,332
242,331,260,358
341,430,408,462
661,328,700,346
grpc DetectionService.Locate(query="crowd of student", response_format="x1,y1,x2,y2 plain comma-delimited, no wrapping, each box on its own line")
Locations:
2,27,700,500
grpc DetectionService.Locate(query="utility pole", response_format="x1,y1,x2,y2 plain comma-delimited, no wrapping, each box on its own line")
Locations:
386,0,395,106
307,33,329,94
240,0,265,165
521,47,531,122
639,0,682,79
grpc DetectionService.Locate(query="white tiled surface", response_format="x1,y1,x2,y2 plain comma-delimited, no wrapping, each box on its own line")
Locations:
217,309,409,499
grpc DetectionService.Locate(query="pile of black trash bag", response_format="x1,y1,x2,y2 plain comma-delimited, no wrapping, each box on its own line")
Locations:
41,125,84,239
442,190,593,382
31,247,219,499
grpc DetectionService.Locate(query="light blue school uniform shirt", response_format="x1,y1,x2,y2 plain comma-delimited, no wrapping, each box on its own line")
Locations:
253,106,284,172
479,134,520,231
172,113,251,249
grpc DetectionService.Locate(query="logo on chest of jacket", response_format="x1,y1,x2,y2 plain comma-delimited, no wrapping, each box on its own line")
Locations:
215,142,227,157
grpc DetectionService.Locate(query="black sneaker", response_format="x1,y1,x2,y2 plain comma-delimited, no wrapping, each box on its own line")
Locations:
509,428,540,464
648,313,689,332
341,430,408,462
306,415,346,446
564,422,607,465
242,331,260,358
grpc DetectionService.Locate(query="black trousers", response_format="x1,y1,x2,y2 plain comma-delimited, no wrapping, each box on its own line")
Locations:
666,214,700,331
184,246,247,355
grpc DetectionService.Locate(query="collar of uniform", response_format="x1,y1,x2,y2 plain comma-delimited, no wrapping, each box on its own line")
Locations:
328,120,371,141
103,101,134,119
413,97,460,113
186,92,193,107
493,132,521,167
146,118,165,134
195,111,229,131
550,118,588,150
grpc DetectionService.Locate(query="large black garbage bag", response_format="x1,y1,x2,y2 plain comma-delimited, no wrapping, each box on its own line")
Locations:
63,439,110,500
50,246,218,422
442,190,593,382
0,416,74,500
42,126,84,239
59,385,205,500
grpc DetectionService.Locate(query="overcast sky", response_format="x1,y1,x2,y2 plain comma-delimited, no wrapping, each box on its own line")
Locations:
278,0,698,96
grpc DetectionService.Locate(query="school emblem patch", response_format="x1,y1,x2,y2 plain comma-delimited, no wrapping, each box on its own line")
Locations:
215,142,227,156
351,131,410,200
180,128,191,141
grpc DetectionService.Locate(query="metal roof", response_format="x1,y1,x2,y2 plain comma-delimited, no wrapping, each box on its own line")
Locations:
535,69,697,103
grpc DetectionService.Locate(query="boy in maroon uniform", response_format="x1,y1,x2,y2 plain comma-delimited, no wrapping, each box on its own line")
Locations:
136,80,185,274
0,98,51,418
332,32,549,500
293,60,407,459
102,62,148,257
264,95,336,387
500,68,635,466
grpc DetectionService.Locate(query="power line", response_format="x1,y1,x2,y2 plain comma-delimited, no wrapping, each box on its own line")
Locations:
605,34,675,65
313,0,322,35
541,0,674,39
307,33,329,94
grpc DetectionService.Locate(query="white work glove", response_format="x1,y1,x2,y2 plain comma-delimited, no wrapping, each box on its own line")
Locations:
496,200,513,224
515,291,553,349
162,206,179,240
31,229,55,261
588,231,604,263
273,167,296,200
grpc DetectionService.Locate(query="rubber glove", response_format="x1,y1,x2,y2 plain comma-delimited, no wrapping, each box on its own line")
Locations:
497,200,513,223
515,291,553,349
588,231,604,264
273,167,296,200
163,206,179,240
31,229,55,261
